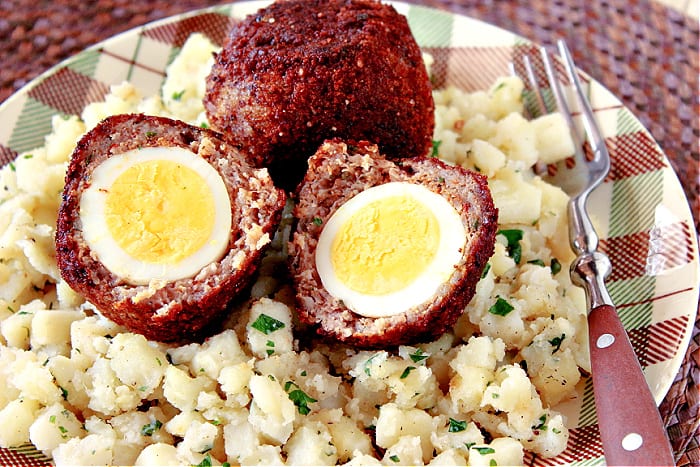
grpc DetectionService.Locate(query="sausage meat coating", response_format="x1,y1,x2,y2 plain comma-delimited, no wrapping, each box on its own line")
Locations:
56,114,287,342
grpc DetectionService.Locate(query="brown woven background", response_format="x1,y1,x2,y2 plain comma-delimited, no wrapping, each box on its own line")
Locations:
1,0,698,465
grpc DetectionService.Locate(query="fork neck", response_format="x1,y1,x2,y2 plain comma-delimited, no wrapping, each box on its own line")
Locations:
569,195,600,255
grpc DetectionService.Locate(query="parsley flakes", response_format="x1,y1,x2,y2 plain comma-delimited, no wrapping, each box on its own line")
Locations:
448,417,467,433
548,334,566,354
488,297,514,317
284,381,317,415
550,257,562,275
409,348,429,363
498,229,523,264
532,414,548,431
140,419,162,436
171,89,186,101
431,140,442,157
251,313,285,335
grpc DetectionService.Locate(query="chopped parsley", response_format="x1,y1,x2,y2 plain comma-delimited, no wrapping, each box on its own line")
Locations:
498,229,523,264
171,89,186,101
364,353,381,376
550,257,562,275
400,366,416,379
389,455,401,463
488,297,514,317
141,419,163,436
481,263,491,279
431,139,442,157
527,259,546,267
532,414,548,431
409,348,429,363
284,381,317,415
193,454,212,467
312,216,323,226
448,417,467,433
251,313,285,335
473,446,496,455
492,81,507,92
145,131,157,137
548,334,566,354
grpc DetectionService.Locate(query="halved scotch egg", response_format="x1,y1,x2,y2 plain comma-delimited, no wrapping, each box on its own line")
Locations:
56,114,287,342
289,140,498,348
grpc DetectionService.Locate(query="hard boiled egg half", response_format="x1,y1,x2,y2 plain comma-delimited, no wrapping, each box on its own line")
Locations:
315,182,467,318
79,146,232,285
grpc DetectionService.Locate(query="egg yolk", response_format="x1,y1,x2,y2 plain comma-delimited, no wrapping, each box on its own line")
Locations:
104,159,216,264
330,195,440,295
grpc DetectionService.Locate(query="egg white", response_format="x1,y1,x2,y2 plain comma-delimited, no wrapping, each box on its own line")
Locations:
79,147,232,285
315,182,466,318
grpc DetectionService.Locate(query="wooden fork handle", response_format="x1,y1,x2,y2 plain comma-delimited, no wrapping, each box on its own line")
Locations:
588,304,675,466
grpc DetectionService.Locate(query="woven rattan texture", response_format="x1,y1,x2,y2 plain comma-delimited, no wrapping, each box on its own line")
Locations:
1,0,699,465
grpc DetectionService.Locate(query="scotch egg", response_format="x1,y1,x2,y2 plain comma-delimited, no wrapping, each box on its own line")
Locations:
56,114,287,342
289,140,498,348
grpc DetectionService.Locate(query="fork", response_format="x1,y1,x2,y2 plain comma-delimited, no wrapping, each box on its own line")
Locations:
517,41,675,466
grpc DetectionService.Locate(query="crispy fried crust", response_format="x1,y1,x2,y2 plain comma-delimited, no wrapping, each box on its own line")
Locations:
56,114,287,342
204,0,435,190
288,140,498,348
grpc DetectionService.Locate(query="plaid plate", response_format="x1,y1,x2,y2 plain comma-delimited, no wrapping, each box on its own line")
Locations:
0,2,697,465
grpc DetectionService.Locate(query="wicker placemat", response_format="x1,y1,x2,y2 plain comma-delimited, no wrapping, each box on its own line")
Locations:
1,0,698,465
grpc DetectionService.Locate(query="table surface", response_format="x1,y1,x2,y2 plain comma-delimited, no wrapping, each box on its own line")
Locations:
1,0,699,465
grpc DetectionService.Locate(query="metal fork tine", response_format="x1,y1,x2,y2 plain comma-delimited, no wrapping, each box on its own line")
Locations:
522,55,547,117
540,46,584,155
556,40,609,171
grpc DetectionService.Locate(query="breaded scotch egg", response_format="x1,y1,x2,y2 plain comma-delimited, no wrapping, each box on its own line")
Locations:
288,140,498,347
204,0,435,189
56,114,287,342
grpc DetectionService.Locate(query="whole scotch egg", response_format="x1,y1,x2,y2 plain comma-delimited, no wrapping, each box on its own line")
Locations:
204,0,435,190
288,140,498,348
56,114,287,342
